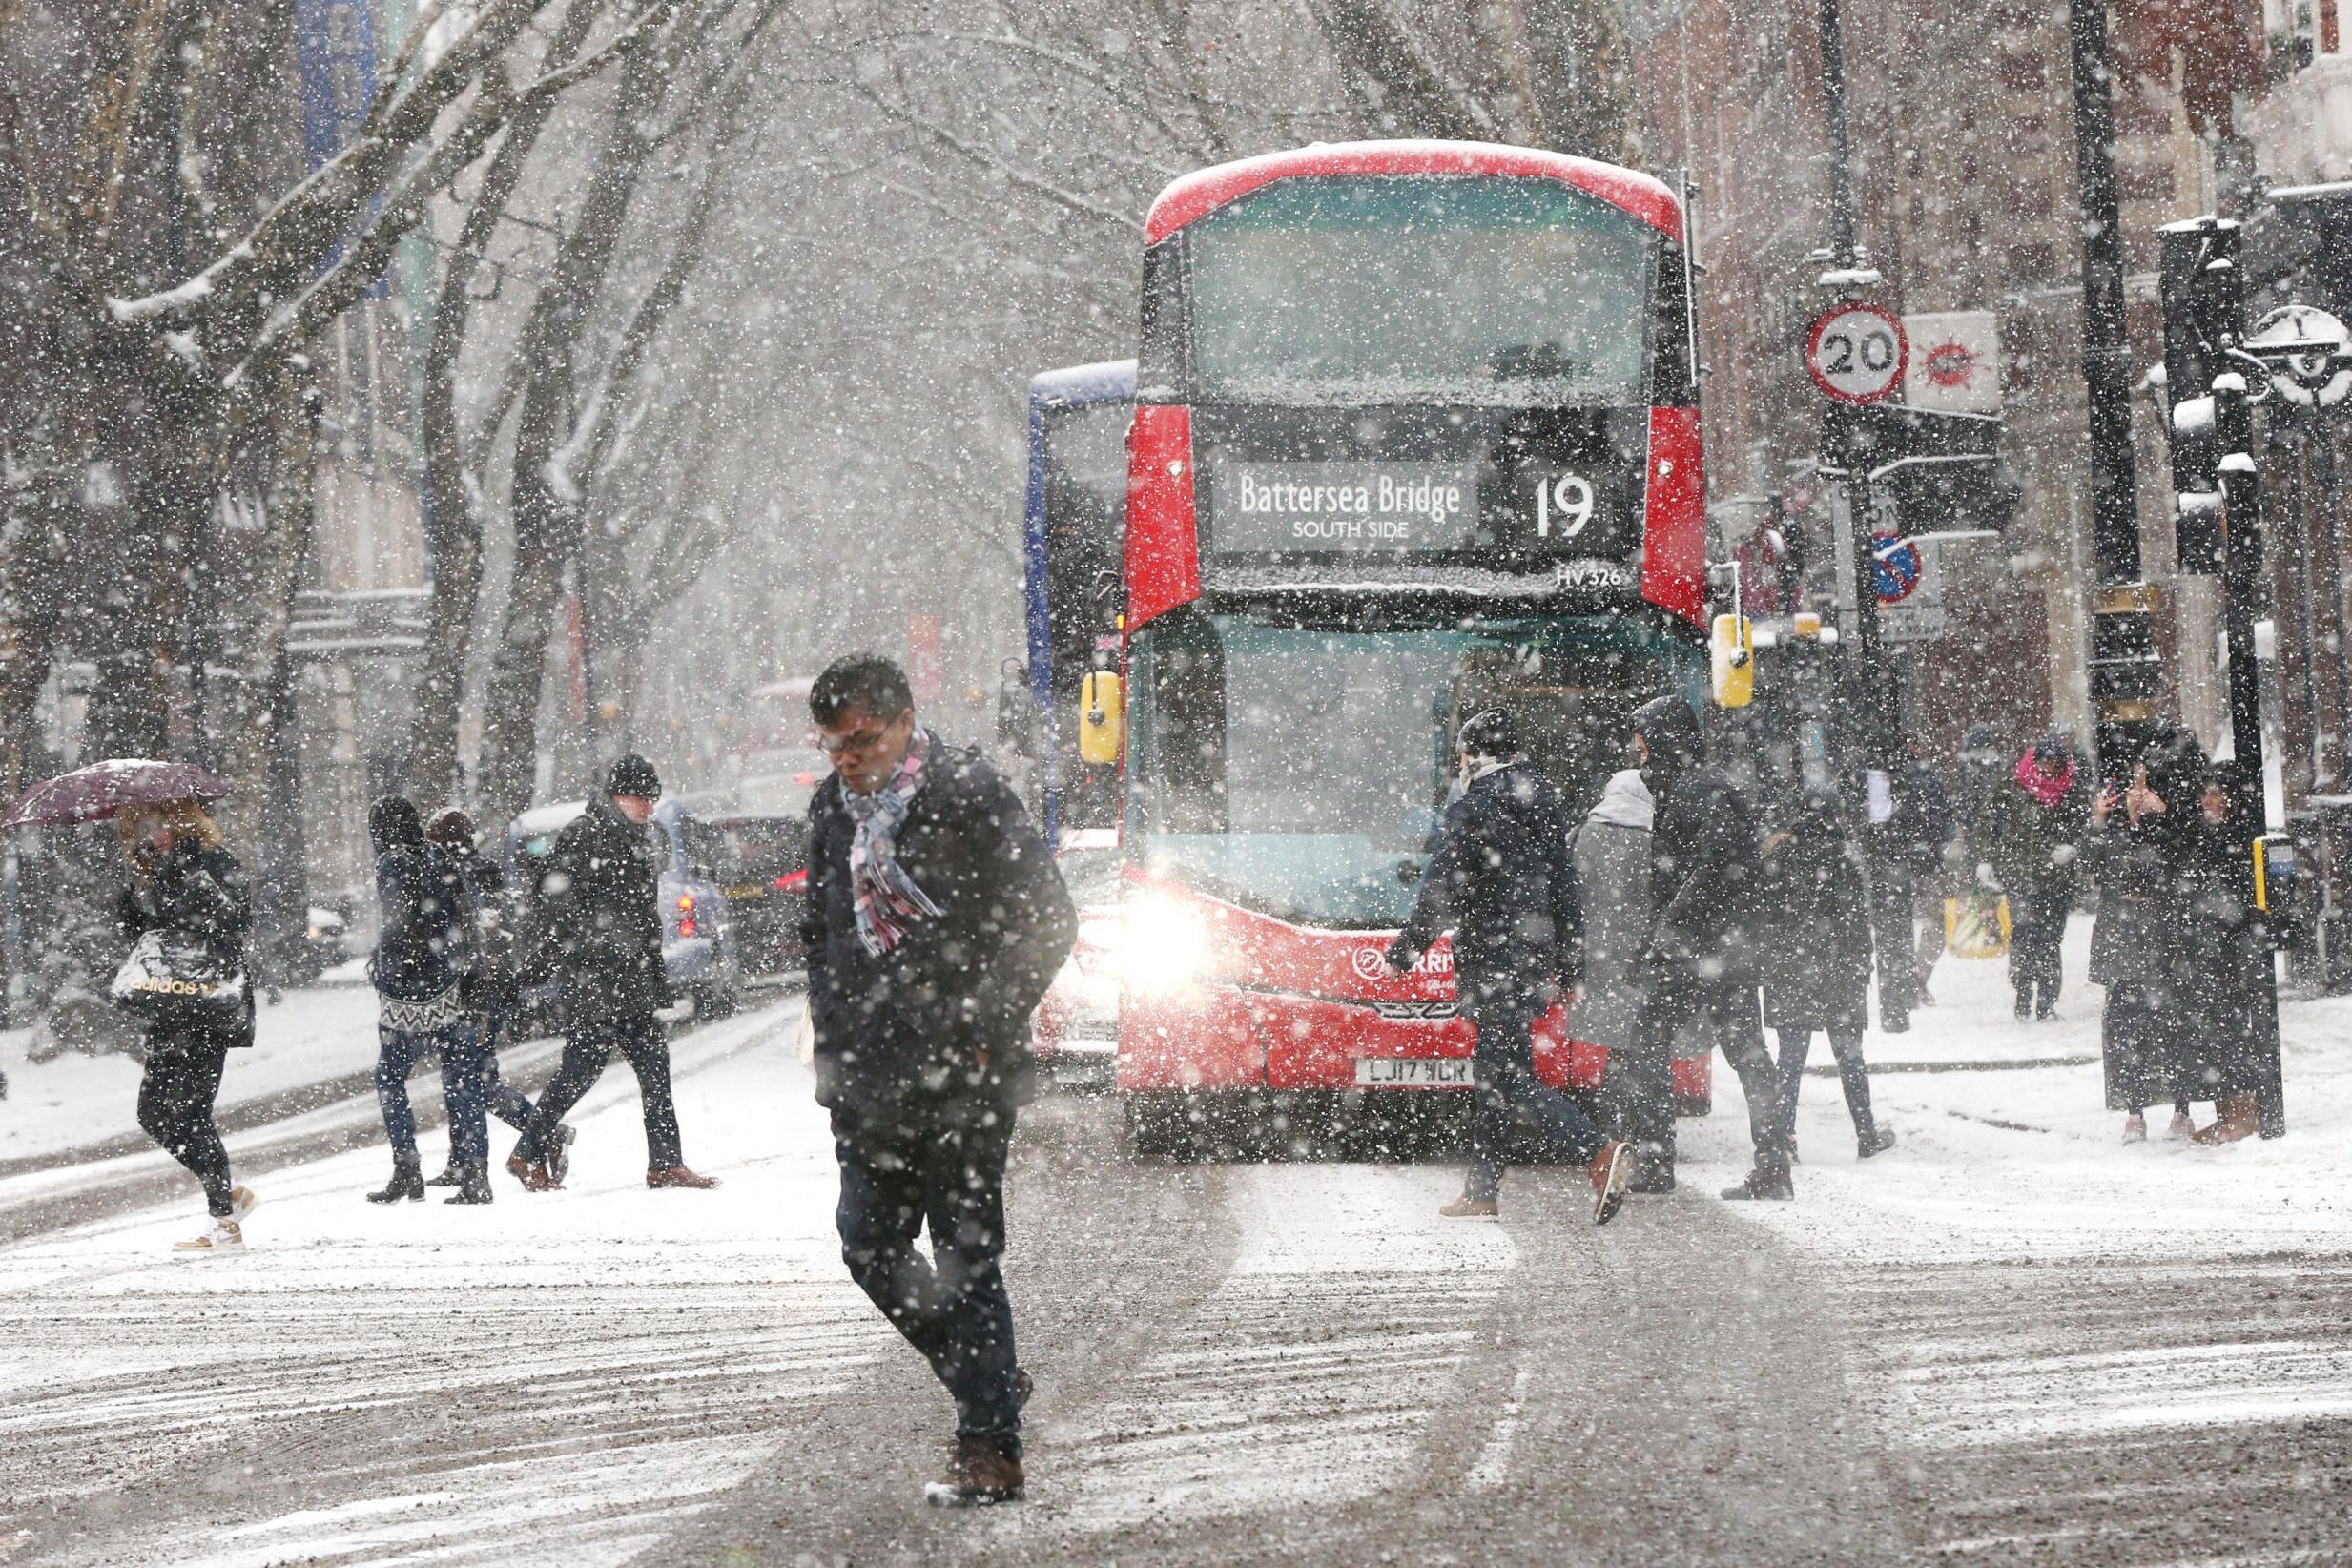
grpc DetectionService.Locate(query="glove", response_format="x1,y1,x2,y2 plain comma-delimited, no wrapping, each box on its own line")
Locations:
1976,862,2001,893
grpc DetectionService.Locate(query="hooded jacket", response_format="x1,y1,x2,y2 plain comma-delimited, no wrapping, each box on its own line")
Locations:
802,732,1077,1116
1564,768,1654,1051
1390,758,1581,1002
369,798,479,1004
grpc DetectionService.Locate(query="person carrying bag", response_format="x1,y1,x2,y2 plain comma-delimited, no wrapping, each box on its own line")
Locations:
111,798,258,1252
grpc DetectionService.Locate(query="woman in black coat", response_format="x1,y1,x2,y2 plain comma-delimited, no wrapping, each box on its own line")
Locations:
115,799,258,1251
2180,773,2268,1144
2089,728,2205,1141
1756,787,1895,1160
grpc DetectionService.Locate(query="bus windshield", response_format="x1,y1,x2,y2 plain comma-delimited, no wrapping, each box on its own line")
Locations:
1184,175,1657,407
1125,609,1668,928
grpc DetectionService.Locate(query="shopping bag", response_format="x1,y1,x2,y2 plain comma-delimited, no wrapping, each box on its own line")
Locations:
1942,892,2012,960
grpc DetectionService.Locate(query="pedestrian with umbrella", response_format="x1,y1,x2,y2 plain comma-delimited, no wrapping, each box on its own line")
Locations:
7,761,258,1251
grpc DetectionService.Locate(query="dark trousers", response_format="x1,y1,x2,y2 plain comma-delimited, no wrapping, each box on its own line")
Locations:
833,1098,1022,1451
1625,967,1784,1174
1771,1028,1876,1147
1464,990,1606,1204
467,1014,535,1132
1867,861,1919,1023
137,1033,235,1217
2010,884,2069,1013
520,1012,680,1168
378,1022,489,1170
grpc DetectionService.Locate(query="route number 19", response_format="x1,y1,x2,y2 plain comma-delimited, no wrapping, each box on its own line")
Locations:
1536,472,1595,539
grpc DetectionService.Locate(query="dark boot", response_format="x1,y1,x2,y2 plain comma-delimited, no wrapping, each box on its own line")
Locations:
425,1166,464,1188
1720,1165,1794,1201
1858,1125,1897,1159
924,1436,1024,1507
367,1156,425,1205
444,1164,495,1205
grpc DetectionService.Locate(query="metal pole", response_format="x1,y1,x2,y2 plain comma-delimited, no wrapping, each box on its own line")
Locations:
2217,372,2288,1137
1816,0,1861,265
2067,0,2156,778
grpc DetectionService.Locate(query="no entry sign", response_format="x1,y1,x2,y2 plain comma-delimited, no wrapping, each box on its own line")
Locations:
1806,304,1908,404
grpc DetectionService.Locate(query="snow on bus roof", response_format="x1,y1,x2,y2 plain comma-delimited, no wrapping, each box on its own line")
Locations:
1143,140,1683,248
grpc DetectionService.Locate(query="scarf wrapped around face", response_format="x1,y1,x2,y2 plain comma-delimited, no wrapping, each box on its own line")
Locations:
2016,746,2076,810
844,728,944,956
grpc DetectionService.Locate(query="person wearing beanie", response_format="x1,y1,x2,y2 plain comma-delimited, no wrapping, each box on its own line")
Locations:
1620,694,1789,1201
510,753,717,1191
1386,708,1632,1226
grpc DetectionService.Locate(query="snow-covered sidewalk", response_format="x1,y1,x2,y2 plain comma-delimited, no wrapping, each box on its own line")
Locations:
1,983,385,1166
1676,914,2352,1263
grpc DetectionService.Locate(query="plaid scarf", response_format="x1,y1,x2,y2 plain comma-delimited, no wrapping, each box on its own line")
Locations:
844,728,944,957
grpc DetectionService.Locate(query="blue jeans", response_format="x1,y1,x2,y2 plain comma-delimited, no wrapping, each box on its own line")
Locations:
832,1098,1022,1452
377,1022,488,1169
467,1014,535,1131
1465,987,1607,1205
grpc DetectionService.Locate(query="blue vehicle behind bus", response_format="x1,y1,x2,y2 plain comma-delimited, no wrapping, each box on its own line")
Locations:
1021,359,1135,845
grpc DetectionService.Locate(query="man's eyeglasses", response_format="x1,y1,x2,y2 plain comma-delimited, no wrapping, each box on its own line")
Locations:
814,720,892,757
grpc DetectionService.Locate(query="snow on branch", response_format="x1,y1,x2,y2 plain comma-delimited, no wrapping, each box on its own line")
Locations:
852,83,1145,236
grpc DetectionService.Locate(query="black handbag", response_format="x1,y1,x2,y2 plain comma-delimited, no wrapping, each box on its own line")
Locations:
110,928,249,1032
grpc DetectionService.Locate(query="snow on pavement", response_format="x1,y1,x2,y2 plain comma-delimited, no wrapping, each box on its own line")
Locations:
0,999,891,1568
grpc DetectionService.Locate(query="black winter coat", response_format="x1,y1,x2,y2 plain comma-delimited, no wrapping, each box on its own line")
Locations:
371,844,477,1003
535,797,669,1023
1757,807,1872,1034
1871,762,1953,876
118,838,256,1048
1644,758,1762,981
802,734,1077,1116
2179,814,2270,1097
2087,810,2198,1110
1389,761,1580,1002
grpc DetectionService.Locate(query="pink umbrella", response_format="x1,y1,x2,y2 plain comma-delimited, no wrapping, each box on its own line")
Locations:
4,759,234,828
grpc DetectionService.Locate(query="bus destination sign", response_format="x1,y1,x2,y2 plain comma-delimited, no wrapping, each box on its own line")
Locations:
1212,462,1480,554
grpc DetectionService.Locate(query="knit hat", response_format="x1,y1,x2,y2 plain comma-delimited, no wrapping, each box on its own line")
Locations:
605,753,662,800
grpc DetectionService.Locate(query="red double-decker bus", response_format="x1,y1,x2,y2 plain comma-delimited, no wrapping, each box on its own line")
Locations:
1108,141,1712,1155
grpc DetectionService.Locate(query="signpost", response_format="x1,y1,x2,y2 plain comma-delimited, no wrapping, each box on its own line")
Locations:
1805,302,1908,759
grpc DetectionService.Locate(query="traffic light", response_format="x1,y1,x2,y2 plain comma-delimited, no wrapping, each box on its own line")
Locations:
1853,404,2023,537
2158,217,2245,574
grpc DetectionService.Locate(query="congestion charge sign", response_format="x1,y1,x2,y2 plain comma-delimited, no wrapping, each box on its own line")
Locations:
1805,304,1908,405
1216,462,1479,553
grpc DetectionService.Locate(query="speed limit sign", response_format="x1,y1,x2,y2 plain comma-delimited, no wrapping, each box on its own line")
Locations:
1805,304,1908,404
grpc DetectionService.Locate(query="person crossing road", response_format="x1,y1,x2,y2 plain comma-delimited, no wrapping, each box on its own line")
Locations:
1385,709,1632,1226
511,755,716,1193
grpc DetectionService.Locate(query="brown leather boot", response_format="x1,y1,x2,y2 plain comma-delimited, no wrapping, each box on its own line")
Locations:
923,1435,1024,1507
507,1154,563,1192
2192,1092,2259,1145
647,1165,719,1189
1438,1194,1500,1219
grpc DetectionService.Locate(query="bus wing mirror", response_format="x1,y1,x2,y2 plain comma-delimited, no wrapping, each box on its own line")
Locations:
1079,671,1124,765
1710,614,1754,709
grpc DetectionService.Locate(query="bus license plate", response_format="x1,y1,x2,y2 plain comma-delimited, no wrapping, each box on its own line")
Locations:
1354,1057,1472,1089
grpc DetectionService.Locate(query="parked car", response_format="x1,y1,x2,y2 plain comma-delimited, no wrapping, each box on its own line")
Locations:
1035,828,1123,1076
505,798,744,1030
700,813,809,975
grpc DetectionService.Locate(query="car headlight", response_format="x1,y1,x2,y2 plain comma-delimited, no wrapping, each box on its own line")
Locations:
1121,894,1212,995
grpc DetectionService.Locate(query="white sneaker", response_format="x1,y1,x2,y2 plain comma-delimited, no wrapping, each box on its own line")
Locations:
175,1217,243,1252
230,1186,258,1220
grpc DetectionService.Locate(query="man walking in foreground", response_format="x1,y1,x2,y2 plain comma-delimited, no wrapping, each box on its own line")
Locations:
802,654,1076,1507
1386,709,1631,1226
512,754,717,1192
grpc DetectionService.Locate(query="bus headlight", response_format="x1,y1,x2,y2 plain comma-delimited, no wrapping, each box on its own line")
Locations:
1122,895,1212,994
